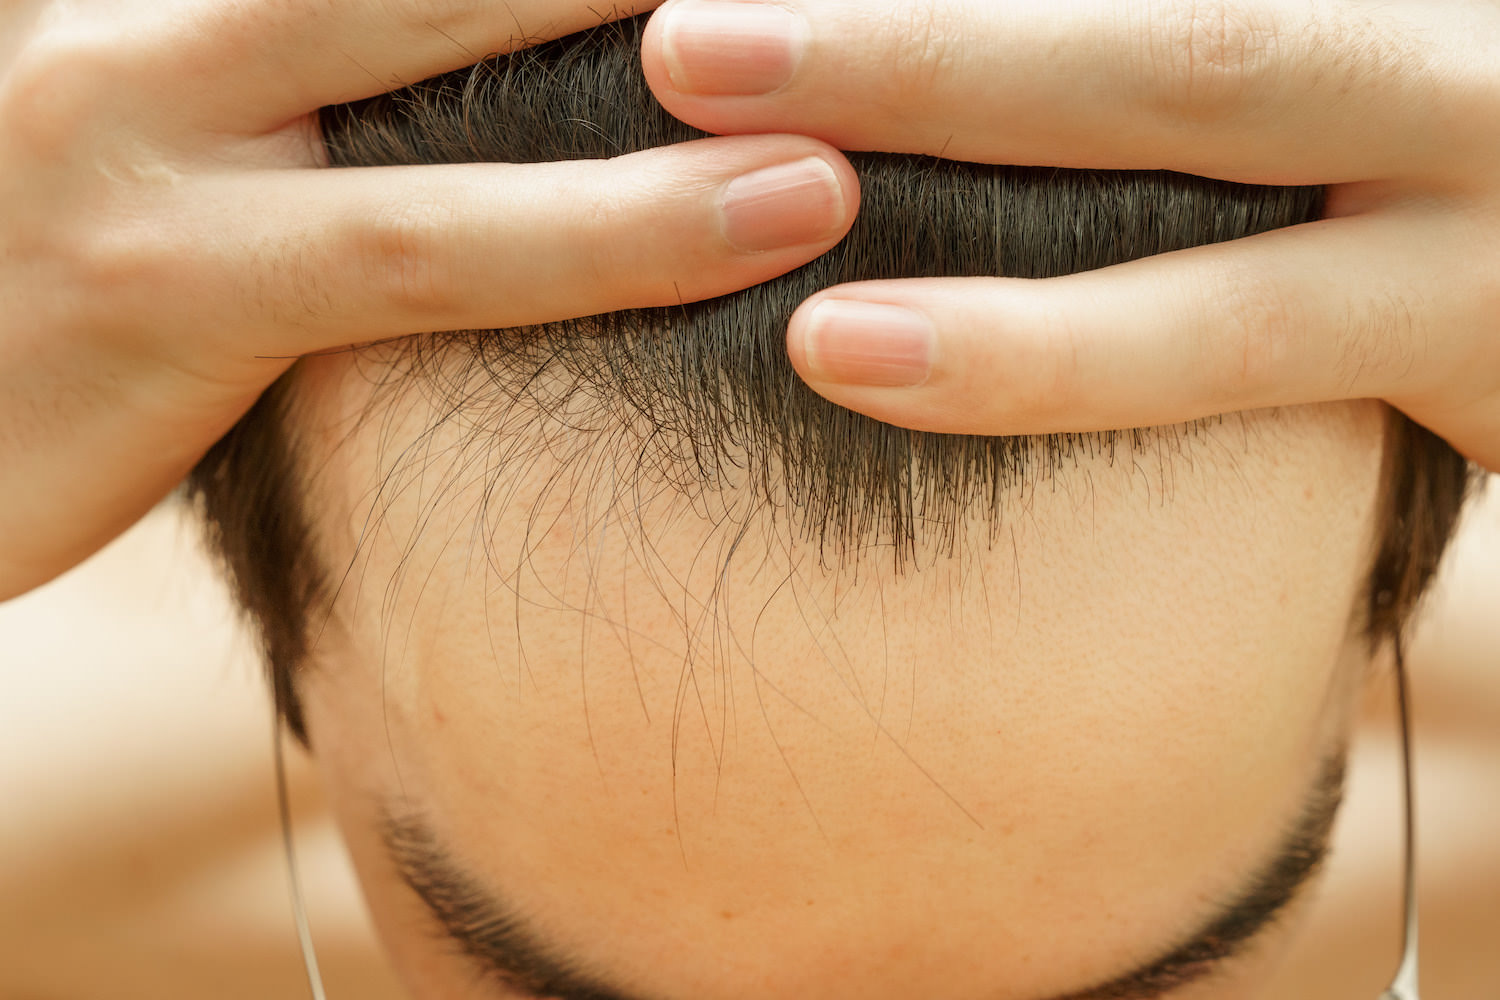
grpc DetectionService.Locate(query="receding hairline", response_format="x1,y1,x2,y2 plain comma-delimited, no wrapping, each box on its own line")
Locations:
184,13,1476,745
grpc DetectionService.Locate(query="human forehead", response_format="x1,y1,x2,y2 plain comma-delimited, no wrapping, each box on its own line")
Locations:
296,361,1387,760
318,398,1378,780
294,358,1387,996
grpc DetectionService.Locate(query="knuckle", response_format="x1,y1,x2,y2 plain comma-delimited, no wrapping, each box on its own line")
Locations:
73,224,151,301
878,3,965,107
1145,0,1282,119
359,198,462,318
543,161,659,307
575,188,647,303
1,27,127,160
1034,315,1087,417
69,213,183,335
1212,264,1300,396
1001,296,1088,422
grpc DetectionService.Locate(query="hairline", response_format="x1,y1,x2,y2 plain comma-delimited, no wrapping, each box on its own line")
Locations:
277,352,1403,745
190,12,1478,744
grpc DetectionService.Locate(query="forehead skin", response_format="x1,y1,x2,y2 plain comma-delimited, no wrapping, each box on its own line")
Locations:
292,353,1386,1000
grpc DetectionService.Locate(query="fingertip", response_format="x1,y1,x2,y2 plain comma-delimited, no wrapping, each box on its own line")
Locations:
640,0,795,136
641,1,703,113
572,135,856,306
717,146,858,255
639,1,674,90
789,295,936,389
785,279,1036,435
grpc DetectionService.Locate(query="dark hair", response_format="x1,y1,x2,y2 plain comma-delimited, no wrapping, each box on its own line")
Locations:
186,14,1477,745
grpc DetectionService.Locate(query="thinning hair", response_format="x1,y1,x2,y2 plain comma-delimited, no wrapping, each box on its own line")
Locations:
186,15,1477,743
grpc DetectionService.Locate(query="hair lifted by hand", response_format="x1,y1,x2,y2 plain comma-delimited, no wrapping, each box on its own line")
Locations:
187,14,1477,743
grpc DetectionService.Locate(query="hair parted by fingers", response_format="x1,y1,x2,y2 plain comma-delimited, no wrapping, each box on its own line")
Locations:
185,14,1479,745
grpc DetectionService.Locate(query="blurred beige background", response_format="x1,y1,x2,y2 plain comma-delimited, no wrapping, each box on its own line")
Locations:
1,478,1496,1000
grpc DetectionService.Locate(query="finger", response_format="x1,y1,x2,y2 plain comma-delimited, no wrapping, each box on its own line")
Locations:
785,206,1488,438
131,0,666,129
140,135,857,363
642,0,1497,186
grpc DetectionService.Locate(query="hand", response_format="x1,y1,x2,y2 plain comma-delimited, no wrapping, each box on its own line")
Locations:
641,0,1500,471
0,0,858,600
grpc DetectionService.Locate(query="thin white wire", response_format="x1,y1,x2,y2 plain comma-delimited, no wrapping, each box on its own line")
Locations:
1379,639,1420,1000
275,717,329,1000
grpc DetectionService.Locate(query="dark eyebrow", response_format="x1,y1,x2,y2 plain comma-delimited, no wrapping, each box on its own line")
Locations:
380,751,1347,1000
1054,751,1348,999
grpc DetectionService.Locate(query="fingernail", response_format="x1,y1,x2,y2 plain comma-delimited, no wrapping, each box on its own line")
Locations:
721,156,846,252
659,0,803,95
800,300,935,387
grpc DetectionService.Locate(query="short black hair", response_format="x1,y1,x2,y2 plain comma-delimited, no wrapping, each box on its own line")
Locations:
186,14,1477,744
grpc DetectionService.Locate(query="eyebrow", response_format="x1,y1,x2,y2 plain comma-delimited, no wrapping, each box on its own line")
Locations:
380,752,1347,1000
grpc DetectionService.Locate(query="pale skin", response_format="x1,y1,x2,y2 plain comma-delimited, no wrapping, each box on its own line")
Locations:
2,0,1497,603
2,3,1493,995
293,345,1393,1000
8,482,1500,1000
